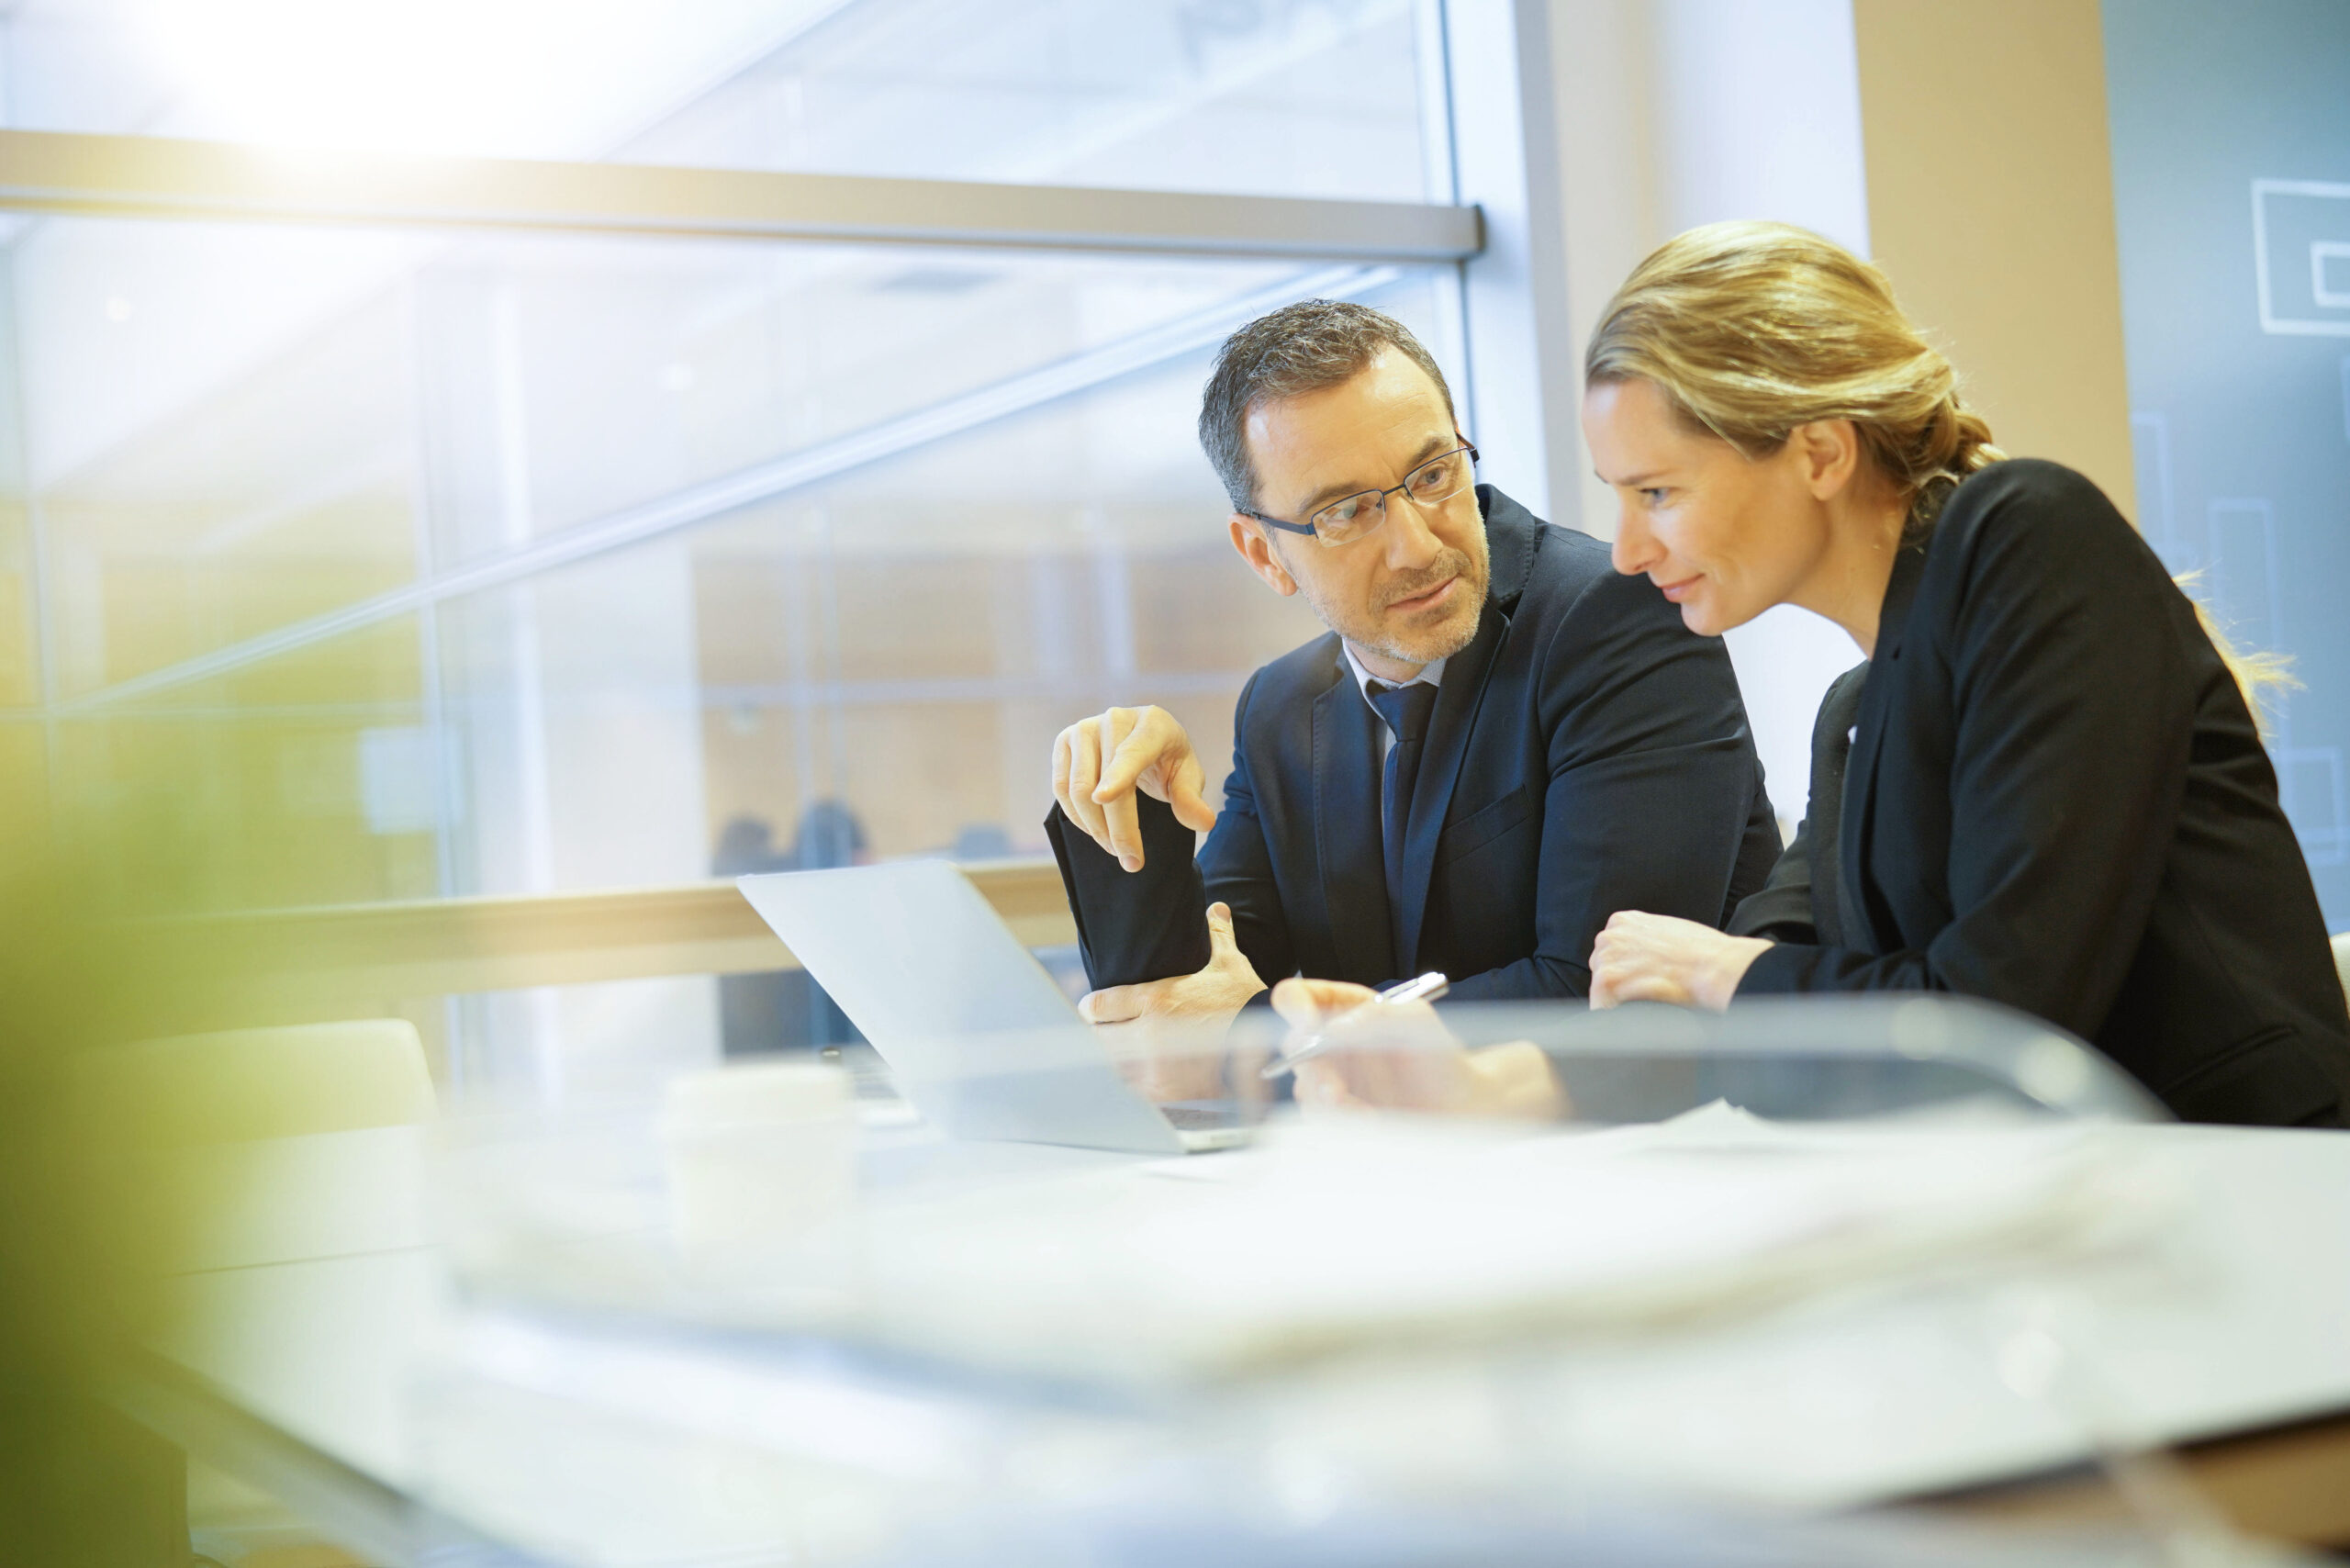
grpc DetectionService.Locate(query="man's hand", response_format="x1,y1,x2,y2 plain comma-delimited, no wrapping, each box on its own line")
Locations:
1271,978,1565,1120
1052,705,1215,872
1588,910,1771,1011
1079,902,1266,1103
1079,902,1266,1029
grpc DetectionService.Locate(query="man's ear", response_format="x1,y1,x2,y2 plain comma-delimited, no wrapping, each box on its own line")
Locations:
1228,513,1300,597
1793,419,1863,500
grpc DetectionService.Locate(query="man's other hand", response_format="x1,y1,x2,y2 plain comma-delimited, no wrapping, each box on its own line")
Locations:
1052,704,1215,872
1271,977,1565,1120
1079,902,1266,1029
1079,903,1266,1103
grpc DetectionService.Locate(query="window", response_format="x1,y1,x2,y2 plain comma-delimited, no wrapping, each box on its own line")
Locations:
2,0,1489,1088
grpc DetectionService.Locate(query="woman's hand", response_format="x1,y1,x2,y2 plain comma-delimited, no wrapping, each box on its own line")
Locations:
1588,911,1771,1011
1270,978,1564,1119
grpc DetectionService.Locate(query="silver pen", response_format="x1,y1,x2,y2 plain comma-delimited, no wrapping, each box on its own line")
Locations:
1259,971,1450,1081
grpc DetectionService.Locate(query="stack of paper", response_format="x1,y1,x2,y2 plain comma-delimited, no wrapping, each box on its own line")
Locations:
843,1106,2162,1385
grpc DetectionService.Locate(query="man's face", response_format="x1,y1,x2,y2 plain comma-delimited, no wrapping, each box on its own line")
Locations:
1228,350,1490,671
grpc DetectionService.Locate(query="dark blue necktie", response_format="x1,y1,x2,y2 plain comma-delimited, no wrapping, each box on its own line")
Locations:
1365,679,1439,963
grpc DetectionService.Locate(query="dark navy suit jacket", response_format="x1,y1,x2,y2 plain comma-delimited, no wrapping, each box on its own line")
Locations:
1046,487,1783,999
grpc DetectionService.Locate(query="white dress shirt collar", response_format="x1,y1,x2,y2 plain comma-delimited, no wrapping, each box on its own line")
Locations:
1341,643,1445,703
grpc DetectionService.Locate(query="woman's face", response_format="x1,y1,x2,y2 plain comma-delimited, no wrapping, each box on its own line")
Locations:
1583,376,1839,637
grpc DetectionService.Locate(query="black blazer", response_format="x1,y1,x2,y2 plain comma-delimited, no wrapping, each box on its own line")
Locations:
1739,460,2350,1127
1047,486,1783,999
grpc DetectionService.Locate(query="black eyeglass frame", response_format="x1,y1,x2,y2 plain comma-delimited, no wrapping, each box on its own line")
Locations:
1238,441,1481,546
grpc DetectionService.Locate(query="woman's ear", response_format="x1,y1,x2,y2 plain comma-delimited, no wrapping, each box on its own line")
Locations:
1229,514,1300,597
1793,419,1863,499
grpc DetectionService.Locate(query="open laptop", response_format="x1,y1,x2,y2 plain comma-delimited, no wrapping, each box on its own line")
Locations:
736,860,1248,1154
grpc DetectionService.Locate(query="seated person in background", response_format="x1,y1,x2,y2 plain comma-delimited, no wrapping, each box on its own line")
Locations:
1301,222,2350,1129
713,802,869,1057
1044,299,1784,1046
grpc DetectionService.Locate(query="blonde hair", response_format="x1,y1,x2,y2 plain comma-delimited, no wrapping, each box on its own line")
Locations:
2177,578,2299,734
1585,220,2001,538
1585,219,2290,727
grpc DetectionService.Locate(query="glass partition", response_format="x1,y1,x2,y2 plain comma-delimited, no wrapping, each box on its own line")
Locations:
23,216,1373,696
432,991,2165,1319
28,251,1450,1084
619,0,1446,200
2106,0,2350,919
28,249,1449,931
0,0,1470,1106
409,992,2195,1566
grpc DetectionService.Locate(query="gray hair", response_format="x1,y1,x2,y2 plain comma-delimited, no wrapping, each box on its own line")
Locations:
1197,299,1459,513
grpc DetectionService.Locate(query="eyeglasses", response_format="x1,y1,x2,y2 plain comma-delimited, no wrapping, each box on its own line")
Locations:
1240,442,1480,548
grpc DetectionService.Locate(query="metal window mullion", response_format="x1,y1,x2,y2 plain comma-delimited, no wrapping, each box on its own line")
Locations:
0,129,1483,264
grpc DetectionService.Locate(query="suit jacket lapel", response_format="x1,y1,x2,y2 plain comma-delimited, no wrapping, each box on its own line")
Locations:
1839,544,1929,950
1311,661,1396,983
1839,673,1887,951
1809,662,1869,949
1393,600,1510,972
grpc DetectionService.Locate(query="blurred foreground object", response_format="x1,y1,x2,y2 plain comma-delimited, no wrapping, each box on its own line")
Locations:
95,987,2350,1562
0,800,276,1563
77,1020,435,1147
660,1058,857,1275
408,1048,2347,1563
1269,993,2170,1126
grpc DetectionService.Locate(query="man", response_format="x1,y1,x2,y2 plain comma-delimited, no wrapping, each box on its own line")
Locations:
1046,300,1781,1034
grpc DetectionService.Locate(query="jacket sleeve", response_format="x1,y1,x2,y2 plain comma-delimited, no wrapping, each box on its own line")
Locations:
1045,797,1210,990
1444,572,1772,1002
1728,815,1818,943
1043,674,1295,993
1738,466,2194,1040
1198,680,1298,995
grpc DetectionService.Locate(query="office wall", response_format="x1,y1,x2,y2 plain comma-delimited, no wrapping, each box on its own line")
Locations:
1530,0,1874,832
1529,0,2155,836
2103,0,2350,924
1850,0,2137,517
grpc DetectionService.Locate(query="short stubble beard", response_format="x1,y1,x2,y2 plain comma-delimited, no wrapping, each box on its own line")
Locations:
1289,526,1491,668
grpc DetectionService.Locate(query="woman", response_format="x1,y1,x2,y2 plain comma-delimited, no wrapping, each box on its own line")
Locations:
1286,221,2350,1127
